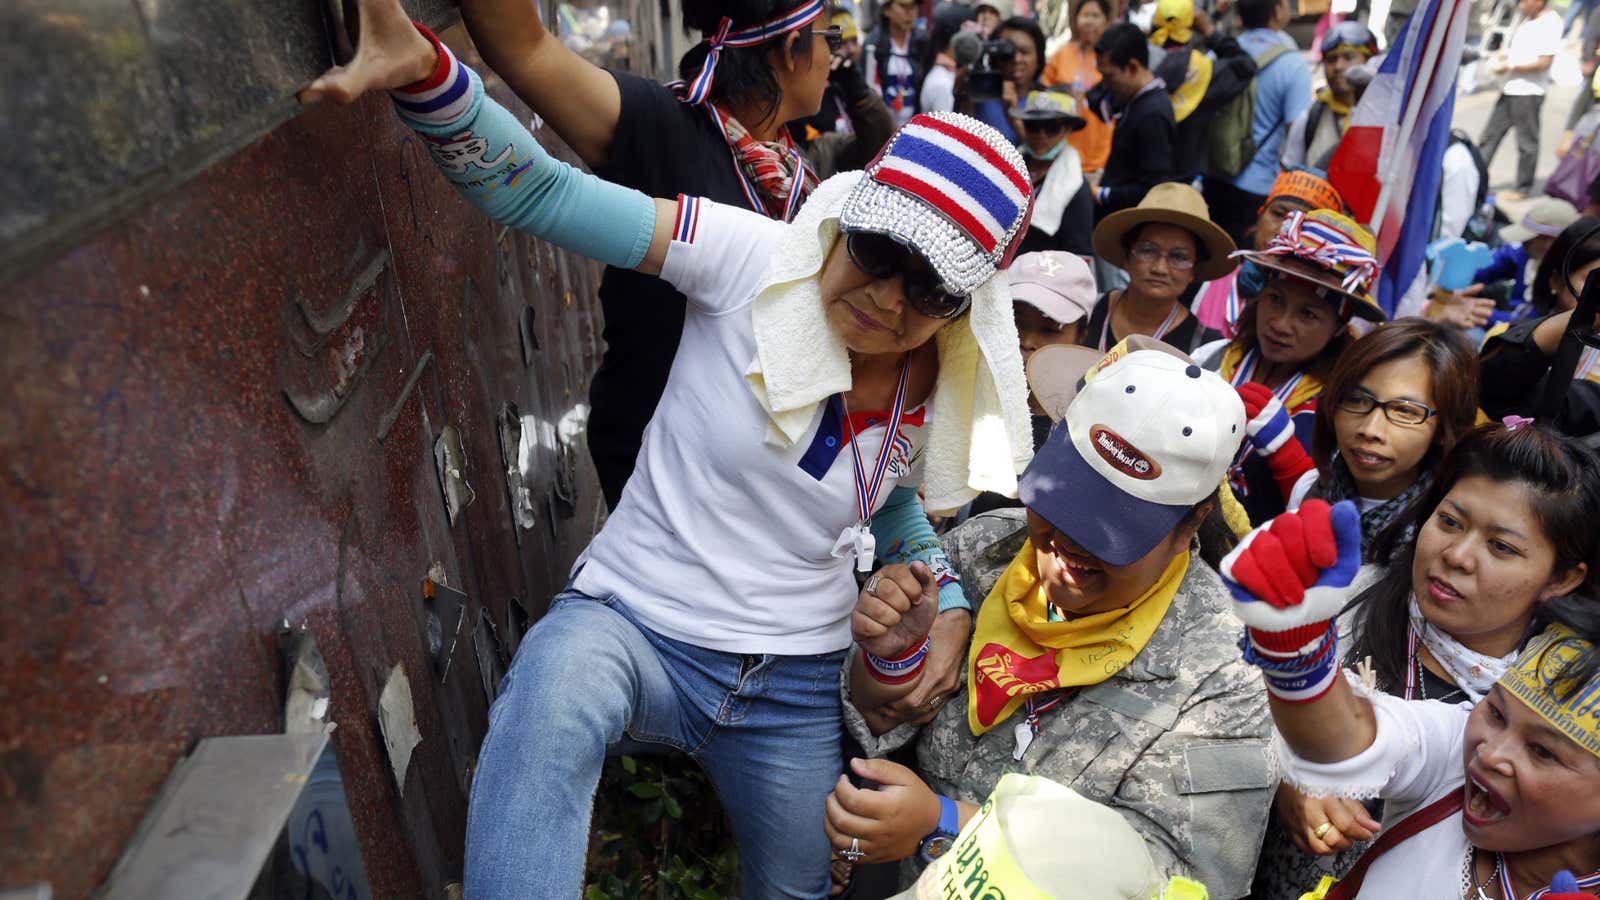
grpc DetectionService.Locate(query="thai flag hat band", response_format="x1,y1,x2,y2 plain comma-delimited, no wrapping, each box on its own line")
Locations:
838,112,1034,297
1232,209,1387,322
677,0,826,106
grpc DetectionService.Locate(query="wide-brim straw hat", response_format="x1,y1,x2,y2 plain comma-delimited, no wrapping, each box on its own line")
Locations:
1092,182,1237,282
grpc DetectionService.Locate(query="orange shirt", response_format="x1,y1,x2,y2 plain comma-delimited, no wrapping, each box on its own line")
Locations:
1042,41,1112,173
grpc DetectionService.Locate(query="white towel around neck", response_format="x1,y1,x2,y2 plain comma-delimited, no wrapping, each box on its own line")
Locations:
1024,144,1084,238
742,172,1033,514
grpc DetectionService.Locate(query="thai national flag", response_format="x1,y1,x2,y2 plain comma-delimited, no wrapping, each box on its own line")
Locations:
1327,0,1469,316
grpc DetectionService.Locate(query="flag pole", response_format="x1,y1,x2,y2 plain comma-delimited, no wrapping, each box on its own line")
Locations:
1366,0,1465,241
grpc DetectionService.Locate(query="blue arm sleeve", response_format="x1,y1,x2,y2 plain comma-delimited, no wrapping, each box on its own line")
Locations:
388,46,654,269
870,486,969,614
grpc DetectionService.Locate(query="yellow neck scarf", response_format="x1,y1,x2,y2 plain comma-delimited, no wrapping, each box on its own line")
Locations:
966,539,1188,735
1314,88,1352,119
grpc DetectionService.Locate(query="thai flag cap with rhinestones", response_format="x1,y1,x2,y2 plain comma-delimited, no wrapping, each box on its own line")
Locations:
838,112,1034,297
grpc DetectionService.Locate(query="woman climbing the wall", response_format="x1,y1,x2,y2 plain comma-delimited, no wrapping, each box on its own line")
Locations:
299,2,1035,897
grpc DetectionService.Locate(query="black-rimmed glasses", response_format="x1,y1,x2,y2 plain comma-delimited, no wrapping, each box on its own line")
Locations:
1335,387,1437,426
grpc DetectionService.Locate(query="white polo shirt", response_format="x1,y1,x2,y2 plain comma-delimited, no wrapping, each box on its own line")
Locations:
1503,9,1561,97
573,199,931,654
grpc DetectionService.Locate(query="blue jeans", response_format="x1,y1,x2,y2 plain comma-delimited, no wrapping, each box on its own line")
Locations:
464,587,846,899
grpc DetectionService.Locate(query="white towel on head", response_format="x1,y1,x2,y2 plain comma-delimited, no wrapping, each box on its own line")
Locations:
743,171,1033,515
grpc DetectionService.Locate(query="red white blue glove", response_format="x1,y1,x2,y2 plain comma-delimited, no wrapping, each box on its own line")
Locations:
1234,383,1317,502
1221,499,1363,702
1238,382,1295,455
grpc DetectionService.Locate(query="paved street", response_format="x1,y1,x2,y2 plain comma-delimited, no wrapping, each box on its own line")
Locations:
1450,48,1585,220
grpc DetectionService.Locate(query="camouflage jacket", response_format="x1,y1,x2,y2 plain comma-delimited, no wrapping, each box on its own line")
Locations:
842,509,1274,899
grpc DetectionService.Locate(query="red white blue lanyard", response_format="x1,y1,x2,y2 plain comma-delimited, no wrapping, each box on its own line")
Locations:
1226,350,1306,484
1023,695,1064,733
1098,294,1183,351
1012,692,1067,759
1224,274,1245,334
1229,348,1306,403
1496,858,1600,899
842,357,910,533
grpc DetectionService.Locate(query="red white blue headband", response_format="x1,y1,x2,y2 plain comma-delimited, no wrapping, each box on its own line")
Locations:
680,0,826,106
1245,210,1379,297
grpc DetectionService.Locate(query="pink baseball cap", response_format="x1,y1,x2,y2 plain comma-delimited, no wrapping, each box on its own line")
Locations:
1008,252,1097,327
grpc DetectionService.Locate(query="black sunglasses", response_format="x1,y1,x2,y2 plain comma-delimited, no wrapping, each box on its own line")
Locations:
1022,119,1068,136
844,231,971,319
813,25,844,52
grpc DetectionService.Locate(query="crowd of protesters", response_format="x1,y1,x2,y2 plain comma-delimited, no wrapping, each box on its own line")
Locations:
299,0,1600,895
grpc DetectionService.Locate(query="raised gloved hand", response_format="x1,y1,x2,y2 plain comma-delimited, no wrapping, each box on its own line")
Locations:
1237,382,1295,455
1220,499,1363,702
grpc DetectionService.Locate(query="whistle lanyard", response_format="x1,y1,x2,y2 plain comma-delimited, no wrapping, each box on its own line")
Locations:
1495,857,1600,899
841,356,910,534
1098,294,1183,351
1229,348,1306,403
1227,349,1307,479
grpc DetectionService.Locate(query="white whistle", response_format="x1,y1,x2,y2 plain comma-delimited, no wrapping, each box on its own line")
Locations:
853,527,876,573
1013,719,1034,761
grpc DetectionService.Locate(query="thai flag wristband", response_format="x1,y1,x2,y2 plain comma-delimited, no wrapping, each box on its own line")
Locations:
865,636,931,685
1239,623,1340,703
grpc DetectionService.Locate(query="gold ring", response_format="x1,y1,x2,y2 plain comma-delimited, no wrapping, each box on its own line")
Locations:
1313,822,1334,840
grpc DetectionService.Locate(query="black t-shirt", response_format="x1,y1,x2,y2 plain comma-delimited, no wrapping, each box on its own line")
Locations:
587,71,762,507
1077,291,1220,354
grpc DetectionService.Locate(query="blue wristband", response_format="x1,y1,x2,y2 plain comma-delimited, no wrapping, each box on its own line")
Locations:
918,795,962,863
936,794,959,837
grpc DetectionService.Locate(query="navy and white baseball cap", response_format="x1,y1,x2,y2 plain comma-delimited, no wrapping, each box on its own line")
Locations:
1019,342,1245,566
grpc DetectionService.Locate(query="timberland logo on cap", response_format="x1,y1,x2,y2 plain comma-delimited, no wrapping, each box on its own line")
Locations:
1090,426,1161,480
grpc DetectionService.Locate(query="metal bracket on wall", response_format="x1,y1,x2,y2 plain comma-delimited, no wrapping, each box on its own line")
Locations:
496,403,539,539
518,305,540,363
281,246,393,425
277,620,333,735
422,578,469,684
433,424,476,526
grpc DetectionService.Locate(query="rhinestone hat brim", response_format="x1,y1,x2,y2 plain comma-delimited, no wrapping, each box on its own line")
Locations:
837,177,998,297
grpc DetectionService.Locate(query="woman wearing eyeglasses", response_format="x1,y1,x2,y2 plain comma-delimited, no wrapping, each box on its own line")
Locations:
1009,87,1094,258
1082,182,1238,353
1234,319,1480,565
300,5,1035,895
1202,208,1383,527
1248,422,1600,900
424,0,892,515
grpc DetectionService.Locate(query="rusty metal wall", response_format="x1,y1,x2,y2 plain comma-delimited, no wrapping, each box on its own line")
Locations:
0,2,664,896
